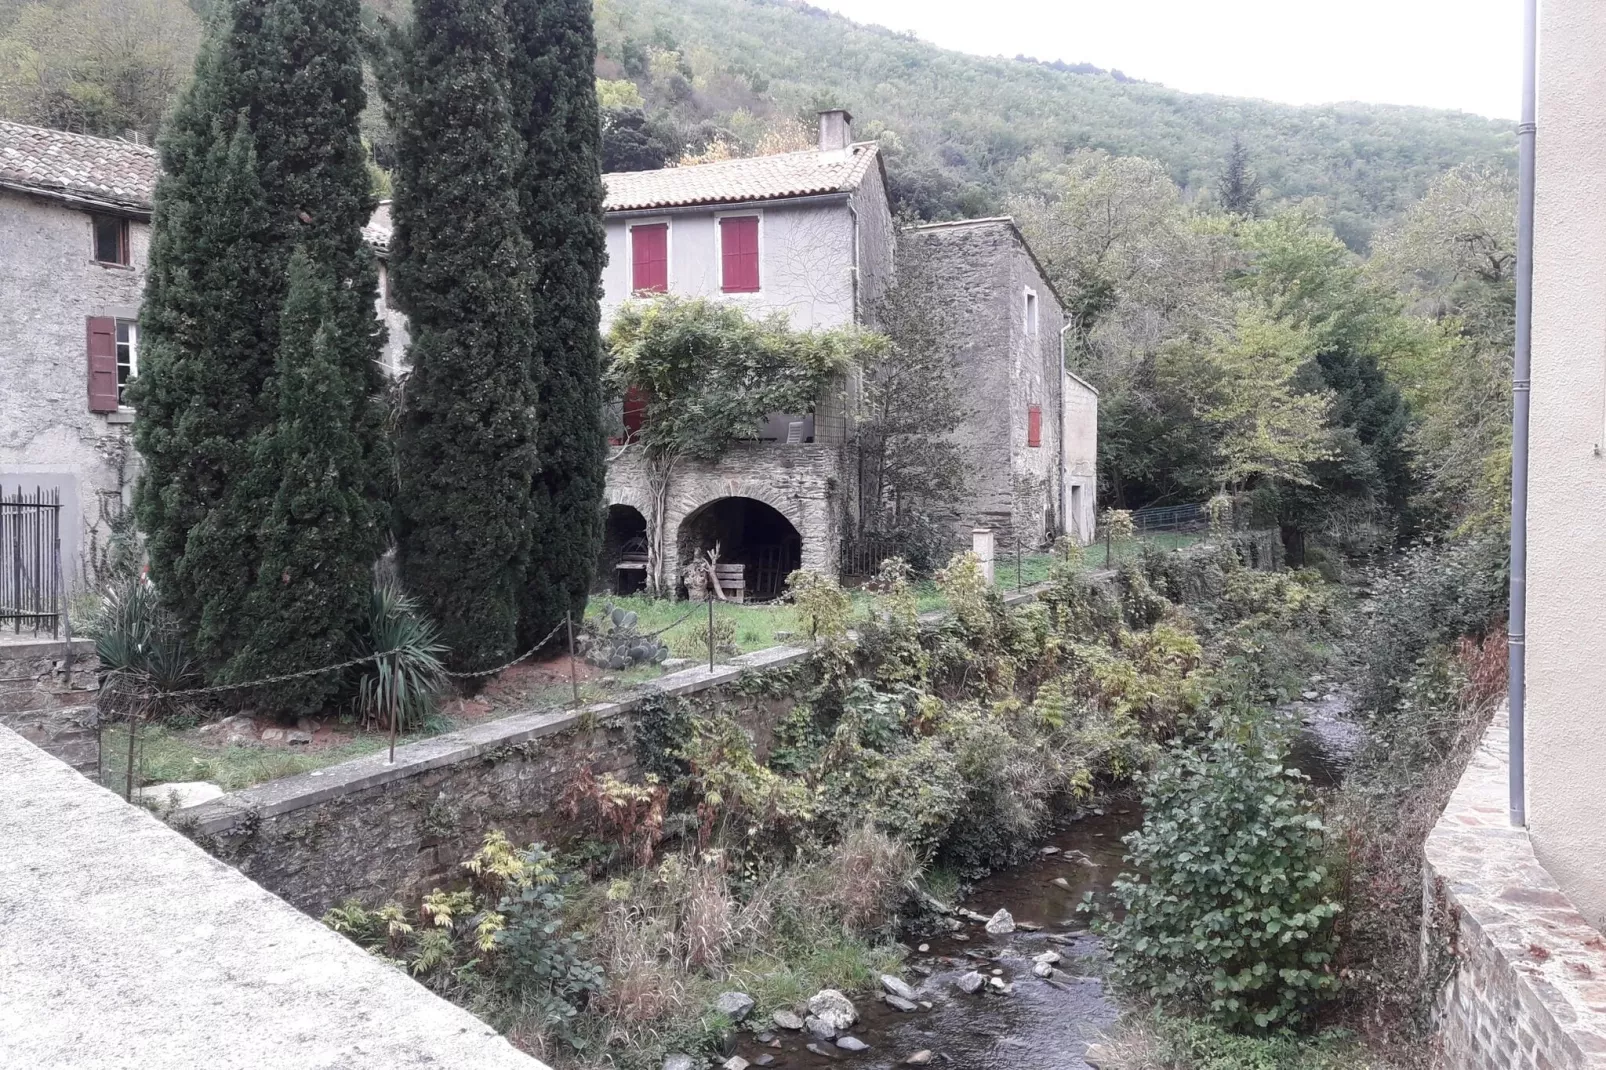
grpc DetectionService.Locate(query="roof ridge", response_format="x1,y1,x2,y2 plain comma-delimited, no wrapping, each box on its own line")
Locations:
0,118,158,157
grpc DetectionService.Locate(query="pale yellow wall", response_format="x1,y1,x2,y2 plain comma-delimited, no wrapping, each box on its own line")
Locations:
1527,0,1606,927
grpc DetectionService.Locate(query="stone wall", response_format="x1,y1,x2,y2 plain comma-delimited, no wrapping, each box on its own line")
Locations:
1423,711,1606,1068
605,442,844,588
0,189,145,588
0,635,98,775
171,646,809,916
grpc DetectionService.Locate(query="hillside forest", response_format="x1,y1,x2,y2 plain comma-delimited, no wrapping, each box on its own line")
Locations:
0,0,1516,539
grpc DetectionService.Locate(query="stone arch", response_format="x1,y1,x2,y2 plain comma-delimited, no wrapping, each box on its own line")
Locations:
675,496,804,600
597,504,649,595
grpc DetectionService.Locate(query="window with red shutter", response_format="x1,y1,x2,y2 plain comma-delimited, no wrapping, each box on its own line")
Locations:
621,384,649,439
1027,404,1042,448
631,223,668,293
720,216,760,293
86,317,119,413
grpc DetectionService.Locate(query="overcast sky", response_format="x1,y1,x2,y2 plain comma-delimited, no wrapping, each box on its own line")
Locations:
812,0,1522,120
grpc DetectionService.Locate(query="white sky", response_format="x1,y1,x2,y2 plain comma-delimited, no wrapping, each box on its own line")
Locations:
812,0,1522,120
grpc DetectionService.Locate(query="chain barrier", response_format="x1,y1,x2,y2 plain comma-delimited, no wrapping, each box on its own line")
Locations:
438,616,570,680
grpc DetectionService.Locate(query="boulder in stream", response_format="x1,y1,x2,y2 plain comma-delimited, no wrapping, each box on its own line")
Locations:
956,971,986,994
662,1057,694,1070
885,994,919,1012
836,1037,870,1052
772,1010,804,1031
804,1016,836,1040
880,974,918,1001
714,992,754,1021
903,1053,933,1066
984,908,1015,934
807,989,857,1030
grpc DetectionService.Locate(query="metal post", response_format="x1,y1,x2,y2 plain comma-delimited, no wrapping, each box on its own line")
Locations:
1509,0,1537,828
707,596,716,671
1015,532,1022,590
124,698,140,802
566,611,581,707
1105,527,1112,568
387,681,397,764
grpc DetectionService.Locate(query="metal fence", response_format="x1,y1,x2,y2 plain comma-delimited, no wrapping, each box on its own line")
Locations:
1,486,64,636
1128,501,1208,535
840,532,898,579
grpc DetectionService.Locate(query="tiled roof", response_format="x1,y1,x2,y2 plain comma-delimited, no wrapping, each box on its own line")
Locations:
603,142,879,212
0,120,157,212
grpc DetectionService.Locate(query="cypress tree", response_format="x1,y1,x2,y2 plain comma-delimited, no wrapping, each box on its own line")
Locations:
133,0,389,688
507,0,609,646
388,0,539,671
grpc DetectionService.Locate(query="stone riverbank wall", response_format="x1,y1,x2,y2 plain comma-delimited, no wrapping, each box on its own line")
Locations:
170,645,811,916
1422,710,1606,1069
0,635,98,776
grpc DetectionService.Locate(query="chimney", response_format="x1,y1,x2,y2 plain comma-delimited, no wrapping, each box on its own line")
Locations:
818,109,853,153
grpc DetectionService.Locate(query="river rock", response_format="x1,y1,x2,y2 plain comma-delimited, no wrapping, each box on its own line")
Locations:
805,1043,838,1059
836,1037,869,1052
880,974,918,1001
808,989,857,1030
916,943,930,953
772,1010,804,1031
984,908,1015,934
1017,921,1042,932
715,992,755,1021
805,1016,836,1040
722,1058,749,1070
1032,961,1055,978
754,1057,774,1068
957,908,991,923
956,971,985,994
1040,845,1060,855
885,995,919,1012
988,976,1013,994
1050,877,1072,890
1033,950,1062,965
904,1053,933,1066
662,1057,695,1070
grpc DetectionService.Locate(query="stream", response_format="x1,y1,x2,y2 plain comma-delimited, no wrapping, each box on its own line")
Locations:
729,690,1360,1070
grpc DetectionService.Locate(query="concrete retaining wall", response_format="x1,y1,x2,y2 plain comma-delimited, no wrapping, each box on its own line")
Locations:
1423,711,1606,1068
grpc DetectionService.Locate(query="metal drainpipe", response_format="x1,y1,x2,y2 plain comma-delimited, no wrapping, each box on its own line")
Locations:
1060,319,1076,539
1509,0,1537,828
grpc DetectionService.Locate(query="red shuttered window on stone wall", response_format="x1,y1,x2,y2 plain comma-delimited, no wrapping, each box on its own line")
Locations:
1027,404,1042,448
720,216,760,293
631,223,668,294
87,316,119,413
621,384,649,440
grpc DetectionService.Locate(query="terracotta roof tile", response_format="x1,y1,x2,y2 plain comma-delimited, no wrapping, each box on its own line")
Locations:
603,142,878,212
0,120,157,211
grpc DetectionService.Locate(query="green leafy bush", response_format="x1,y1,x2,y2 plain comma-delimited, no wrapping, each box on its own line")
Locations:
354,578,448,732
1095,728,1341,1031
95,575,197,695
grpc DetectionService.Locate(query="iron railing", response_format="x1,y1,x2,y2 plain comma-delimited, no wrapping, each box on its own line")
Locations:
1,486,64,636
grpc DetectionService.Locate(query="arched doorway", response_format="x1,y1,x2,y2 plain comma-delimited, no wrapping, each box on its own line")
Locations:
677,497,803,600
598,504,649,595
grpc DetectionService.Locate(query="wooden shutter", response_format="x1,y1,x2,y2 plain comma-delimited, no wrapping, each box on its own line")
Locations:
720,216,760,292
1026,404,1042,448
631,224,668,293
87,317,119,413
622,384,649,438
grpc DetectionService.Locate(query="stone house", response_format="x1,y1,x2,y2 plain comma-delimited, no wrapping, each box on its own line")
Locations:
0,120,403,602
598,110,1098,596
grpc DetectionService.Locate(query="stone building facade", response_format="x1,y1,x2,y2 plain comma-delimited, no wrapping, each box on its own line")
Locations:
597,111,1098,592
0,121,155,589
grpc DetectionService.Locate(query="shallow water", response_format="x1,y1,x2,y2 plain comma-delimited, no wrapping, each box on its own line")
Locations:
734,806,1143,1069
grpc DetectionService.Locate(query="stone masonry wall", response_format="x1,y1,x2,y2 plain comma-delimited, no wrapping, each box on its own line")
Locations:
171,646,808,916
1423,710,1606,1068
606,442,844,588
0,636,99,776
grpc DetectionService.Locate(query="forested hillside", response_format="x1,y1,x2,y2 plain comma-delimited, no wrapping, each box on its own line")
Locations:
3,0,1512,247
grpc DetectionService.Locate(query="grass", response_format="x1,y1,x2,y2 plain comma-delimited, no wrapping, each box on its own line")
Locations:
100,722,398,794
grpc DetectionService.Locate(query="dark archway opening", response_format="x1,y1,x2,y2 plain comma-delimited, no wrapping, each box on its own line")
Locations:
598,504,649,595
677,497,802,600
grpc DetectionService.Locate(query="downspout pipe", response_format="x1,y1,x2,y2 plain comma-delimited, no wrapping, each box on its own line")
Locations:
1060,319,1076,540
1509,0,1537,828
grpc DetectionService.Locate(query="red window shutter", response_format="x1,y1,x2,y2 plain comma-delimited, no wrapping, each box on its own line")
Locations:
1027,404,1042,448
631,224,668,293
87,317,119,413
622,384,649,438
720,216,760,292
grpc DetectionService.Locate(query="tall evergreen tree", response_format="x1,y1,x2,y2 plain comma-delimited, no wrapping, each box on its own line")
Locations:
133,0,389,690
507,0,609,646
388,0,539,671
1218,135,1260,216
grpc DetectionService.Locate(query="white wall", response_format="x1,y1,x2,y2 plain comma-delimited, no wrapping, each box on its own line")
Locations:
0,191,144,590
1527,0,1606,927
600,199,856,330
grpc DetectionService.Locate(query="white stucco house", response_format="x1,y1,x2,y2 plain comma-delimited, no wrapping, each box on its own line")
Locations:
597,110,1098,596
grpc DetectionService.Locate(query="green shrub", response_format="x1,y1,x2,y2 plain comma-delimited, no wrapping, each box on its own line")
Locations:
1095,728,1342,1031
354,578,448,732
95,575,197,696
1105,1009,1380,1070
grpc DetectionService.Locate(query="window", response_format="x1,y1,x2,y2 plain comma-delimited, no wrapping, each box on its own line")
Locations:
115,320,137,405
630,223,668,293
1027,403,1042,448
1024,289,1039,335
720,215,760,293
92,215,129,266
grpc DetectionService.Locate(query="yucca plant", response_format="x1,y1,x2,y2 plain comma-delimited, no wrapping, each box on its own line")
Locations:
355,578,448,733
95,574,196,692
